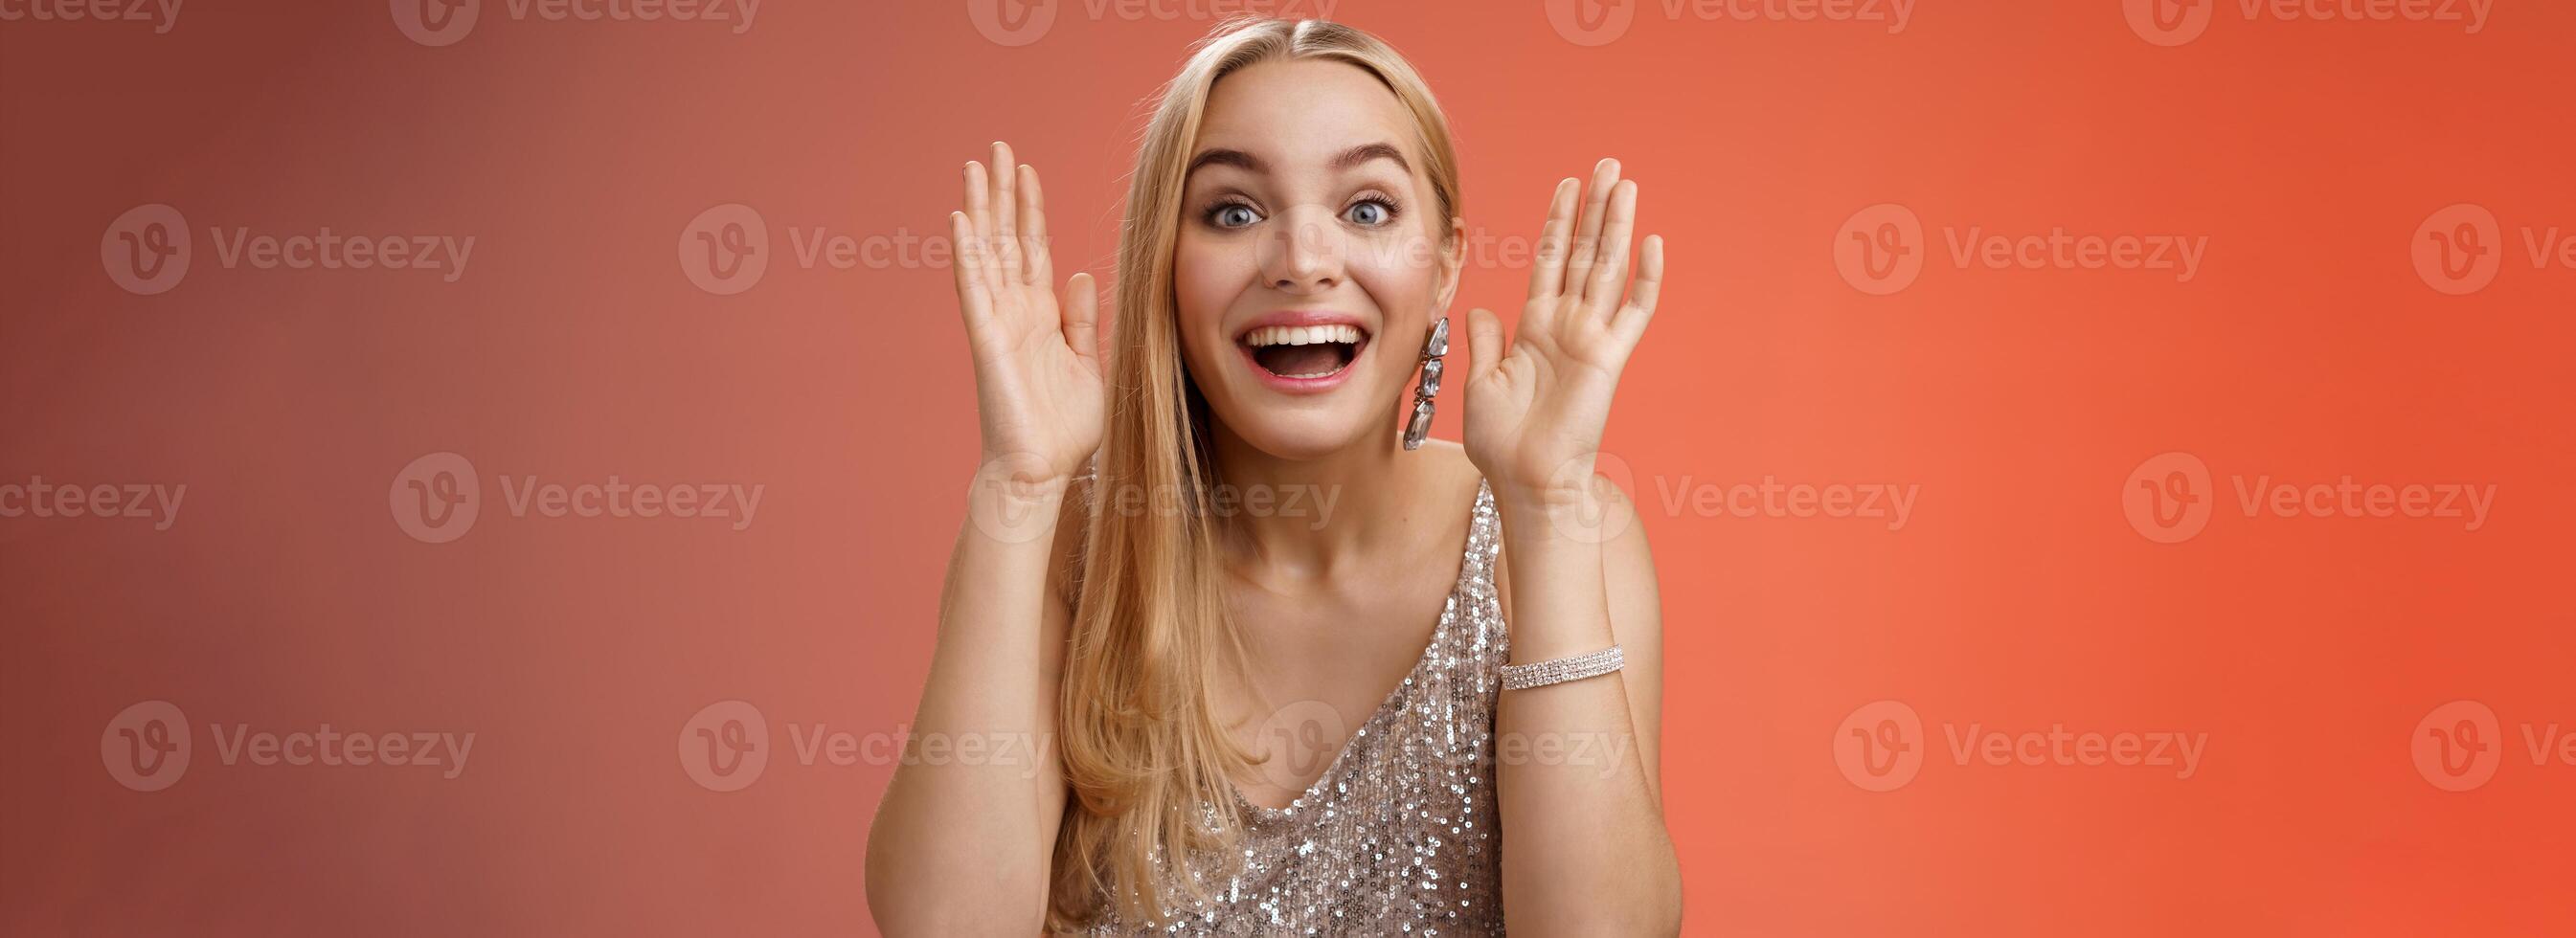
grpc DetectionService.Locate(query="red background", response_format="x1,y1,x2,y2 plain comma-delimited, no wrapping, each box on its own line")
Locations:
5,1,2572,935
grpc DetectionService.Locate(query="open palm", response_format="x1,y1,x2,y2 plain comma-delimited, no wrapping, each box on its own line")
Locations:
949,141,1103,483
1462,158,1664,498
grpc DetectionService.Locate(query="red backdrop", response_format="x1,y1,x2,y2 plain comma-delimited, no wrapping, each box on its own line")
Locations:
5,1,2572,935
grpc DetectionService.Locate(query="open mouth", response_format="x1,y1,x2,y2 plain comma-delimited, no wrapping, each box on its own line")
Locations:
1239,324,1367,380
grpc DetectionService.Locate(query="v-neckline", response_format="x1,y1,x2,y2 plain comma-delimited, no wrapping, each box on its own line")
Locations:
1230,480,1489,818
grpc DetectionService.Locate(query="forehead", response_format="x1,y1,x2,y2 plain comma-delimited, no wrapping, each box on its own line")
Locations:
1193,57,1418,169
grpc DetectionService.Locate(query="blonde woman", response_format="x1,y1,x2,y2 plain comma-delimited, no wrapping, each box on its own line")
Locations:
867,17,1681,935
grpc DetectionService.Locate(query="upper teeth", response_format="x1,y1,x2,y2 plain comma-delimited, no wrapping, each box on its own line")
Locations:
1244,324,1363,347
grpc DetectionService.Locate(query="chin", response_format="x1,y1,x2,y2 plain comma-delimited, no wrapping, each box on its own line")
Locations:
1214,405,1385,461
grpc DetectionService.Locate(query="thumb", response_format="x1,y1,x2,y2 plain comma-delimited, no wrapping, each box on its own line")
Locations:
1061,271,1100,364
1464,307,1505,383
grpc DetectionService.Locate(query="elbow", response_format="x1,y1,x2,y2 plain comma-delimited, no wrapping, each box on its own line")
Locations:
864,831,1051,937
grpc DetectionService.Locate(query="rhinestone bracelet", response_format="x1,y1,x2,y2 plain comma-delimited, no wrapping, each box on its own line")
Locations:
1500,644,1625,691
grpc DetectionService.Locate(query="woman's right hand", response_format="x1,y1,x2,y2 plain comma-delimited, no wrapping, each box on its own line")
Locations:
949,141,1104,486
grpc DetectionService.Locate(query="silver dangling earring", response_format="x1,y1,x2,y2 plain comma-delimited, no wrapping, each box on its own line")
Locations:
1401,317,1448,451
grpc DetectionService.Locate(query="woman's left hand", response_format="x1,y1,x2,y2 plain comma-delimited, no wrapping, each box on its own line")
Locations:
1462,158,1663,504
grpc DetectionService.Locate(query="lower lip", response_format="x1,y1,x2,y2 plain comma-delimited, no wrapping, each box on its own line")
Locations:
1236,336,1369,394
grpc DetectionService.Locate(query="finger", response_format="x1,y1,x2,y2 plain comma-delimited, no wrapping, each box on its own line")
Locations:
1563,158,1620,294
989,142,1021,277
1526,177,1579,302
1465,306,1505,384
961,161,1005,297
1610,234,1663,347
1061,271,1100,365
1583,180,1638,314
1017,164,1051,286
948,211,992,321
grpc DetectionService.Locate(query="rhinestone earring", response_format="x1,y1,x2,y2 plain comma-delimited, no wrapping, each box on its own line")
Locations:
1401,317,1447,451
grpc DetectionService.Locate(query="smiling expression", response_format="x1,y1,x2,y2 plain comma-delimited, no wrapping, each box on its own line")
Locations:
1173,57,1462,460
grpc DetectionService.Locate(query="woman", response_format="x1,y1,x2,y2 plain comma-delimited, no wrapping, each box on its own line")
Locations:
866,16,1681,935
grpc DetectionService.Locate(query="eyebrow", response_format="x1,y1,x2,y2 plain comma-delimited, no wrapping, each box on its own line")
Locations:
1185,142,1412,178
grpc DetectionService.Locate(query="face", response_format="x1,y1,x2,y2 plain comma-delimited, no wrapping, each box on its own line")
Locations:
1173,57,1461,461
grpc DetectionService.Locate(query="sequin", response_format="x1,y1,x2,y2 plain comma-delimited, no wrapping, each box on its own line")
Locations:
1086,480,1508,935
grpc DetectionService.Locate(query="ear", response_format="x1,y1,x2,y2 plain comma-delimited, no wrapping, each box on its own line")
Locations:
1433,213,1468,314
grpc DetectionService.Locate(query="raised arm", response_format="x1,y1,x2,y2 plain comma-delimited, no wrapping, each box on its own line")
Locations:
865,142,1102,936
1464,158,1684,935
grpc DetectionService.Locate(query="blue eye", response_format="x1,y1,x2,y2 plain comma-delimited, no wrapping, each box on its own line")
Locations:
1209,203,1262,229
1344,198,1395,227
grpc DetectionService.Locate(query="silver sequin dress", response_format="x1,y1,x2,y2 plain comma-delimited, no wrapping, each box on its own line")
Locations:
1085,480,1510,936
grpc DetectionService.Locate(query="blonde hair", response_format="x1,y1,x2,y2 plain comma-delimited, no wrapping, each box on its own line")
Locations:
1045,16,1463,932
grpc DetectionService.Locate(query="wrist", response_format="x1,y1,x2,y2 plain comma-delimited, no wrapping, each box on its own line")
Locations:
964,453,1071,545
1495,479,1633,548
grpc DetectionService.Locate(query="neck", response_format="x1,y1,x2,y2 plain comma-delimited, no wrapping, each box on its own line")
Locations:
1204,416,1419,577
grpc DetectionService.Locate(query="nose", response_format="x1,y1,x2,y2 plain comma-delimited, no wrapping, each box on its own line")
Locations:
1256,205,1344,295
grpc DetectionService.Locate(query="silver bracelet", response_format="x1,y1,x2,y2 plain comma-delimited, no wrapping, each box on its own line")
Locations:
1500,645,1624,691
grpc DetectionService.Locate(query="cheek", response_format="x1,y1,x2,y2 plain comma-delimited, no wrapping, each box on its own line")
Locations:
1172,235,1254,367
1349,233,1445,334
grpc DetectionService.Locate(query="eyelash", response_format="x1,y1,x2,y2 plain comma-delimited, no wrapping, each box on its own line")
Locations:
1200,191,1406,230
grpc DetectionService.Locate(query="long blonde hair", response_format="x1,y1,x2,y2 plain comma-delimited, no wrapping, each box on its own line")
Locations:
1045,16,1463,932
